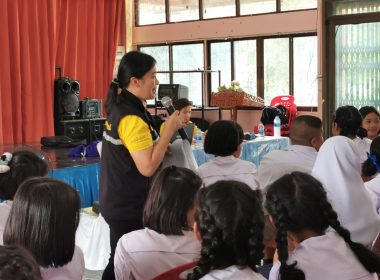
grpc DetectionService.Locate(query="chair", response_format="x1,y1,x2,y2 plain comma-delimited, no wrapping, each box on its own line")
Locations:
254,95,297,136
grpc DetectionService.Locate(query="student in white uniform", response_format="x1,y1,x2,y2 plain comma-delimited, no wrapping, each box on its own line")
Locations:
332,105,371,162
114,166,202,280
257,115,324,193
182,180,266,280
360,106,380,141
266,172,380,280
0,151,49,245
4,177,84,280
362,136,380,216
312,136,380,247
196,120,258,190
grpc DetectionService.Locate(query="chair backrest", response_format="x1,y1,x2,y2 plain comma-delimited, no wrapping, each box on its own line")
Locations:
270,95,297,127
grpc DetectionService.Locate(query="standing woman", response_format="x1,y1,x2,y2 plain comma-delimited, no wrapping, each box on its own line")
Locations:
99,51,185,280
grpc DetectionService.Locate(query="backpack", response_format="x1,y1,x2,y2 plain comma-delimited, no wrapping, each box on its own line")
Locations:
260,105,289,126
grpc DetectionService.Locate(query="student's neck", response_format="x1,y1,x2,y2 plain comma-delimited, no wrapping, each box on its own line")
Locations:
290,140,311,147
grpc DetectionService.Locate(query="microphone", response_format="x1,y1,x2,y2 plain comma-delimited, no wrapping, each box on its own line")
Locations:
161,96,188,140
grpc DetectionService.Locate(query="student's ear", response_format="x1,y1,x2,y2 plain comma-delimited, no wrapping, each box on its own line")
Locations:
193,222,202,242
331,122,341,136
269,215,274,225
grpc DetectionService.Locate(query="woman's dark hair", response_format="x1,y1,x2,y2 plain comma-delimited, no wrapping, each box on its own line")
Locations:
0,245,42,280
174,98,192,111
204,120,244,156
362,136,380,177
265,172,380,280
0,151,49,200
187,180,265,280
105,51,156,115
359,106,380,120
4,177,81,268
333,105,367,139
143,166,202,235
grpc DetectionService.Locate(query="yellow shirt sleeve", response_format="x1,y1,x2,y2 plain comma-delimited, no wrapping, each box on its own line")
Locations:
188,121,199,134
160,122,165,135
118,115,153,153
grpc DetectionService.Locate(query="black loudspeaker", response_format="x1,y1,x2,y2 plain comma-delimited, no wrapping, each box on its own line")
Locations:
54,77,80,118
89,118,106,142
54,119,90,144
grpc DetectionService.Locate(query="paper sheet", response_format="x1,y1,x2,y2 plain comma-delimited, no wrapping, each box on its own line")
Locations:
162,139,198,171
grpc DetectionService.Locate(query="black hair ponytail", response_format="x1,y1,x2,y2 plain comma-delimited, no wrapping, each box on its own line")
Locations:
104,51,156,115
362,136,380,177
333,106,367,139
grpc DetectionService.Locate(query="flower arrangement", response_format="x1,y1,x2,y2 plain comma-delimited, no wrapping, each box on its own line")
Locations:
217,80,243,92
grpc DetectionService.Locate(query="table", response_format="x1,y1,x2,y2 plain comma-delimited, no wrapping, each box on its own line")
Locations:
193,136,290,167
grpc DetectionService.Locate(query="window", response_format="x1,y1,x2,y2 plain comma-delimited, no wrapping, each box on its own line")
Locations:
140,46,170,104
169,0,199,22
209,34,317,106
240,0,276,15
136,0,317,25
327,0,380,16
136,0,166,26
172,44,204,105
264,38,289,105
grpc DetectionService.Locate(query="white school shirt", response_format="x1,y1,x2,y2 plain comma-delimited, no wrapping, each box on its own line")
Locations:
353,137,372,163
365,173,380,216
257,145,318,193
0,200,13,245
196,155,259,189
179,265,266,280
269,232,378,280
40,246,85,280
312,136,380,247
114,228,201,280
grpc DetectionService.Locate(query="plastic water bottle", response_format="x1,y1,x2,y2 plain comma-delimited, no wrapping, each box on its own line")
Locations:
274,116,281,138
258,123,265,139
195,129,203,148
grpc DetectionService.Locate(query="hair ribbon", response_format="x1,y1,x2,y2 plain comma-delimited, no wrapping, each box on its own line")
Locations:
367,152,380,172
112,78,119,85
0,152,12,173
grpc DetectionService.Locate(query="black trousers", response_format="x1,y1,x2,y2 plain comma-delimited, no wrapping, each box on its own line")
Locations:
101,218,143,280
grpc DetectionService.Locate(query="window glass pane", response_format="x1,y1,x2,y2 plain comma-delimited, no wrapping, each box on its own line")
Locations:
240,0,276,15
264,38,289,105
169,0,199,22
210,42,232,94
234,40,257,96
172,44,204,105
335,22,380,109
137,0,166,26
327,0,380,16
281,0,317,12
140,46,170,104
293,36,318,106
203,0,236,19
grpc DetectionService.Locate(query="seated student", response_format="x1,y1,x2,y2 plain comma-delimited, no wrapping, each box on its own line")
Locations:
114,166,202,280
362,136,380,216
177,180,265,280
196,120,258,189
360,106,380,141
266,172,380,280
332,105,371,162
3,177,84,280
160,98,198,137
0,151,49,245
0,245,42,280
257,115,323,193
312,136,380,248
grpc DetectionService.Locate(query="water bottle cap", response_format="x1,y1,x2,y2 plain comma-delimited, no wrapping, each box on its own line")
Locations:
260,123,263,125
197,128,201,131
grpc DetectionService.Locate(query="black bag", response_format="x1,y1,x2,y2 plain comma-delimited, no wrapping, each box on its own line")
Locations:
41,136,87,148
260,105,289,125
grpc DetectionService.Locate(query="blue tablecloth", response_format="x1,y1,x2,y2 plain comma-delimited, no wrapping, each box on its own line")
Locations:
193,136,290,167
50,136,290,207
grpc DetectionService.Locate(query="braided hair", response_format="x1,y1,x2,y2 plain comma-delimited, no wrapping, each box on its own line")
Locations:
333,105,367,139
362,136,380,177
187,181,265,280
265,172,380,280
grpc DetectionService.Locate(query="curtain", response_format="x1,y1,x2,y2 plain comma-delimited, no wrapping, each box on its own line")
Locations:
0,0,123,145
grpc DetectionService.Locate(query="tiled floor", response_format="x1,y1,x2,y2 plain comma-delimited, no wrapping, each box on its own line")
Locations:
83,269,104,280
